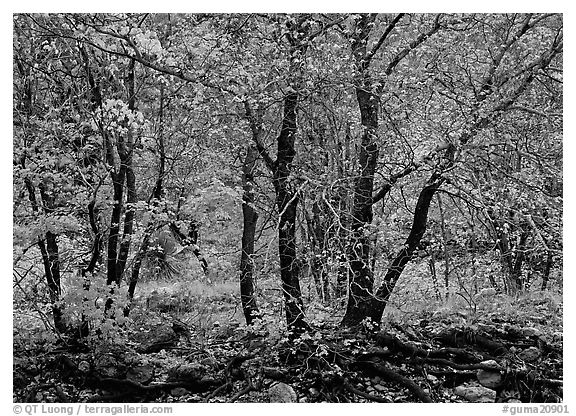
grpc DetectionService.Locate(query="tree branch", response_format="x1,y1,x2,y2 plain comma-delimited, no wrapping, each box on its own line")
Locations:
385,14,442,76
364,13,405,68
243,100,276,173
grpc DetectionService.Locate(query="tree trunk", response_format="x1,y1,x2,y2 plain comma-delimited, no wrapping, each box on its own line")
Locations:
240,145,260,325
106,167,126,286
343,174,444,327
36,180,66,333
436,194,451,298
341,89,380,325
116,162,136,283
274,92,308,332
115,59,137,284
541,250,553,290
510,226,530,292
83,198,103,276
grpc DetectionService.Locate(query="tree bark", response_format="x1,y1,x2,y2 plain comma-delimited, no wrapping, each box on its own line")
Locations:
37,180,66,333
273,91,309,332
106,166,126,286
343,174,444,327
240,145,260,324
115,59,137,284
116,162,136,283
342,14,381,325
373,176,444,321
246,17,311,332
541,250,553,290
127,83,167,308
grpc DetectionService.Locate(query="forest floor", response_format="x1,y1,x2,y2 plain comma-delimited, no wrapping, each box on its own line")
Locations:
13,278,563,403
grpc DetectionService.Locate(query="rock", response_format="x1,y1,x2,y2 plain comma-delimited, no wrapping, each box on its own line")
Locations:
477,369,503,389
454,384,496,403
170,387,189,397
127,364,155,385
200,357,218,369
168,363,207,382
480,360,500,368
519,347,541,362
479,288,497,297
308,387,320,397
299,397,308,403
139,325,179,353
147,290,181,312
268,382,297,403
426,374,439,385
94,355,126,378
374,384,386,392
521,327,542,337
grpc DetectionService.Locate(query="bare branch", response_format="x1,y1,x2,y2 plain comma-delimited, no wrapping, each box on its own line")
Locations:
385,14,442,76
243,100,276,173
364,13,405,67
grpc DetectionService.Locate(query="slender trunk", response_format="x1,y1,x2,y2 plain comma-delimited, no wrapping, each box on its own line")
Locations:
106,166,126,285
541,250,553,290
126,84,167,313
342,175,444,327
510,227,530,292
240,145,260,324
169,221,208,274
304,201,330,303
36,180,66,333
335,131,351,301
436,194,451,298
26,179,63,330
429,254,442,302
19,60,66,332
116,162,136,283
245,18,310,332
313,201,330,303
115,59,137,284
124,228,153,317
276,186,307,331
83,198,103,275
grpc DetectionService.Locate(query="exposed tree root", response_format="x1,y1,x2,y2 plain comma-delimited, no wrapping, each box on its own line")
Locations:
375,332,484,362
409,357,502,371
351,360,433,403
342,378,392,403
434,328,508,356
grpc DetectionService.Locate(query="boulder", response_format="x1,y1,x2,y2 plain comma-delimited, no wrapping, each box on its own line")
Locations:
126,364,155,385
521,327,542,337
168,363,207,382
138,325,179,353
94,354,126,379
519,347,541,362
477,369,503,389
476,360,503,389
268,382,297,403
374,384,387,392
454,384,496,403
170,387,189,397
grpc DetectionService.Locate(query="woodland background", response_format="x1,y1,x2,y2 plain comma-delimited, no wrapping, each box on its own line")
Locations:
13,13,563,403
